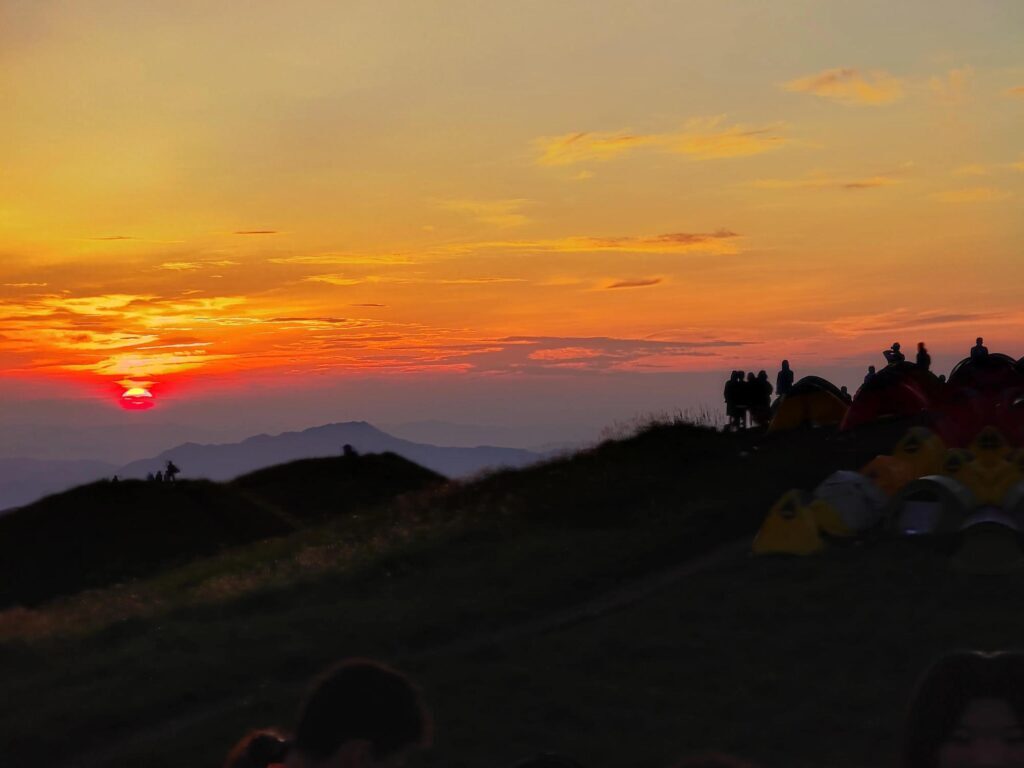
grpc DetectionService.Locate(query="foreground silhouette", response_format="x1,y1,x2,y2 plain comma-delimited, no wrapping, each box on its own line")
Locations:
225,659,430,768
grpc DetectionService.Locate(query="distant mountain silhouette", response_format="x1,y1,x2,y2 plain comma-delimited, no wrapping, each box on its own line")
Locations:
117,421,545,481
0,457,117,512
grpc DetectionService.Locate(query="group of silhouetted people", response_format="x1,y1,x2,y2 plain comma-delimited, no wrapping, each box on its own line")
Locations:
869,337,990,383
224,650,1024,768
146,460,181,483
723,369,777,430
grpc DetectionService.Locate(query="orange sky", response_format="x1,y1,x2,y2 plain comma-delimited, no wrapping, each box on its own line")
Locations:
2,1,1023,411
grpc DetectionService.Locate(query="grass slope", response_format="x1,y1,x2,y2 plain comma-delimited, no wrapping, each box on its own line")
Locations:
0,419,949,767
0,479,294,607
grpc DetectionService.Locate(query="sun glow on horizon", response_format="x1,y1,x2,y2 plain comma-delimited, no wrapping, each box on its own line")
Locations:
1,2,1022,404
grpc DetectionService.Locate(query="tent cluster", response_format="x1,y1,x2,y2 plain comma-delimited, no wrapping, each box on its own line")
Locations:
755,352,1024,571
768,354,1024,444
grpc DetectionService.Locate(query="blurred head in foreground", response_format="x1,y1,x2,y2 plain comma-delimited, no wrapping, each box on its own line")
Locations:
903,651,1024,768
286,659,431,768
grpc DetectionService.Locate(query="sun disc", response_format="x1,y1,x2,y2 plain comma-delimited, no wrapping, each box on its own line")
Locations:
122,387,153,398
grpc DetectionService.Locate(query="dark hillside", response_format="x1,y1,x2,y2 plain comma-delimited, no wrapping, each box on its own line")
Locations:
232,451,445,522
0,480,294,607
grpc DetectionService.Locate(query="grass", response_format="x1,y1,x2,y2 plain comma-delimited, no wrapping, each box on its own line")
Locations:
0,417,954,767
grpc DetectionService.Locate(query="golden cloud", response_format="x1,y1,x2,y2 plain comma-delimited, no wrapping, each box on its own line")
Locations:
929,66,972,105
535,117,785,165
750,173,903,190
932,187,1012,203
437,199,531,228
269,254,417,266
606,278,663,289
784,68,904,105
467,229,740,255
1008,86,1024,98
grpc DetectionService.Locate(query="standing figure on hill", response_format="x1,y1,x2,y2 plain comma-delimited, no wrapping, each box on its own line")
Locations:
971,337,989,361
840,386,851,402
916,342,931,372
776,360,794,399
165,460,180,483
864,365,877,385
751,370,773,427
154,470,163,483
884,342,905,365
724,371,741,430
740,372,758,429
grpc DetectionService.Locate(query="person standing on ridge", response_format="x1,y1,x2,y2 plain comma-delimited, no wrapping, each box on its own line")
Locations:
864,365,877,384
884,342,905,365
776,360,794,399
971,337,989,361
916,342,931,372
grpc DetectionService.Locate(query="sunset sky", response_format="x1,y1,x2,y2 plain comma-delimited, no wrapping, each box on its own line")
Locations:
2,1,1023,448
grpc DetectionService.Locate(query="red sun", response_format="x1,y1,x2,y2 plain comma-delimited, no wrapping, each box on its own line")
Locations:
120,386,155,411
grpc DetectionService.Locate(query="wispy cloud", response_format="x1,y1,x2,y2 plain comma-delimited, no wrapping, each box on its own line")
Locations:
2,282,48,288
749,172,904,190
932,187,1012,203
929,66,972,105
824,309,1004,338
234,230,279,235
784,68,903,105
1008,86,1024,98
457,230,740,256
436,199,531,228
159,260,239,271
91,235,135,241
536,117,786,166
269,254,417,266
953,164,990,177
606,277,662,289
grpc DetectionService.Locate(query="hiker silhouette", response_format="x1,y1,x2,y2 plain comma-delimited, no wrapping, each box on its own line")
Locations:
916,342,931,371
165,460,180,482
971,337,989,361
724,371,744,430
883,342,905,365
776,360,794,398
864,365,877,384
751,370,773,426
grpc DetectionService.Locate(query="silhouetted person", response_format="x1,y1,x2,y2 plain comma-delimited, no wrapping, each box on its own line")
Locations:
840,385,851,402
916,342,931,371
902,651,1024,768
751,370,773,426
776,360,794,398
146,472,155,482
884,342,905,365
971,337,989,361
865,365,877,384
165,460,180,483
111,475,119,483
736,372,756,430
938,374,947,384
283,659,431,768
342,444,358,458
154,470,163,483
724,371,742,430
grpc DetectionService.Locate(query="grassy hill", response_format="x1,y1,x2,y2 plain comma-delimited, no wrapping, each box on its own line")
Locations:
0,451,443,608
0,418,973,768
232,451,444,522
